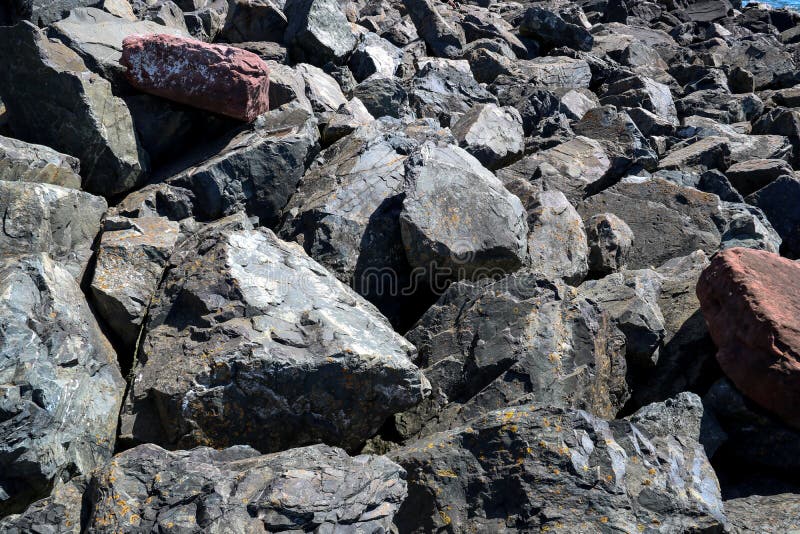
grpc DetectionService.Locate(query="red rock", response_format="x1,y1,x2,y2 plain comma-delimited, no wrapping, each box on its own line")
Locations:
121,34,270,122
697,247,800,429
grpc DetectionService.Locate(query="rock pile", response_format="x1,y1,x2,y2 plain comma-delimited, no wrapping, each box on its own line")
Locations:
1,0,800,530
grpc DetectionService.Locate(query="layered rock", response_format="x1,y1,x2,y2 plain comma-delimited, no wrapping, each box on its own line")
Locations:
0,135,81,189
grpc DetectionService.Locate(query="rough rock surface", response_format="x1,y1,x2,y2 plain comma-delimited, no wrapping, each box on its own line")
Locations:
121,33,271,122
391,404,725,533
0,21,148,197
585,212,634,275
450,103,524,170
395,270,628,440
121,214,430,453
1,443,406,532
0,135,81,189
0,181,106,280
0,254,124,516
697,247,800,430
284,0,356,65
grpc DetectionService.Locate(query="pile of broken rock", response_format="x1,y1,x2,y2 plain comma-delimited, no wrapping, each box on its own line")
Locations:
1,0,800,531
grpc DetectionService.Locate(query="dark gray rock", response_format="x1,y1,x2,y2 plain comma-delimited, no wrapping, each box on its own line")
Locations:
120,214,430,453
0,21,148,198
409,62,497,127
718,201,782,254
165,103,319,226
113,182,196,221
725,158,794,197
658,136,730,172
402,0,464,58
489,83,561,136
348,31,403,82
519,55,593,89
2,443,407,532
399,143,528,283
395,270,628,441
676,89,763,124
294,63,348,124
727,34,798,90
525,190,589,285
578,268,666,367
220,0,286,43
183,0,228,42
600,75,678,125
321,97,373,144
90,216,181,349
752,107,800,138
2,0,102,26
519,6,593,52
142,0,190,33
352,75,411,119
0,254,124,516
573,106,658,175
0,476,84,534
725,494,800,534
578,177,722,269
450,103,524,170
746,175,800,258
586,212,634,275
391,403,725,533
0,135,81,189
284,0,355,65
0,181,106,280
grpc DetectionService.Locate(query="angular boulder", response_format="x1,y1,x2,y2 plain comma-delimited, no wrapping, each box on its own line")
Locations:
696,247,800,430
450,103,524,170
395,270,628,440
400,143,528,283
1,444,406,532
391,404,725,532
0,181,106,280
585,212,634,275
121,33,270,122
120,214,430,453
725,158,793,197
283,0,356,65
0,21,148,197
0,135,81,188
403,0,465,58
0,254,124,516
221,0,287,43
746,175,800,258
519,6,593,52
409,62,497,127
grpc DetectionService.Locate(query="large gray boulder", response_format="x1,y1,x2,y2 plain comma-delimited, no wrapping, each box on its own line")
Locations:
400,143,528,284
1,443,407,532
0,135,81,189
2,0,102,26
409,62,497,127
525,190,589,285
280,119,451,330
519,6,593,52
0,21,148,198
585,212,634,275
394,270,628,441
578,177,722,269
451,103,523,170
90,216,181,349
0,181,106,280
519,56,592,89
725,494,800,534
573,106,657,176
283,0,356,65
50,8,188,89
0,254,124,516
402,0,465,58
220,0,287,43
391,403,726,533
165,104,319,226
120,214,430,453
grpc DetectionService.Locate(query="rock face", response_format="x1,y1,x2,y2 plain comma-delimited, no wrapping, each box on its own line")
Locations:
585,213,634,275
395,270,628,440
2,0,102,26
391,404,725,533
726,494,800,534
0,21,148,198
0,135,81,189
450,103,524,170
1,443,406,532
121,215,430,453
0,254,124,516
121,33,271,122
697,247,800,430
0,181,107,280
283,0,356,65
399,143,528,283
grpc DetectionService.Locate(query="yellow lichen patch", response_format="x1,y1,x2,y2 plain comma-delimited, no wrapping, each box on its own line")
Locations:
436,469,458,478
439,511,452,525
648,468,657,476
600,516,609,524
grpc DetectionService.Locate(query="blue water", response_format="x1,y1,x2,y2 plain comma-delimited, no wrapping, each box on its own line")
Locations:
750,0,800,8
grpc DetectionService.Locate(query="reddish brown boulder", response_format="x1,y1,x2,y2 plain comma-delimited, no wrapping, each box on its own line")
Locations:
697,247,800,429
121,34,270,122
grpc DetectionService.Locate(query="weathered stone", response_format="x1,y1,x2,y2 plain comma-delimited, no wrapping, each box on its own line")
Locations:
352,75,410,119
142,0,190,33
718,201,782,254
284,0,356,65
557,88,599,121
746,175,800,258
220,0,286,43
391,404,725,532
697,247,800,429
2,443,407,532
573,106,657,175
519,6,593,52
0,181,106,280
489,83,561,136
121,214,430,452
676,89,763,124
2,0,103,26
166,103,319,226
400,143,528,283
725,158,794,197
520,56,592,89
752,107,800,138
450,103,523,170
0,477,84,534
395,271,628,441
0,21,148,197
658,136,730,172
725,494,800,534
526,191,589,285
50,7,188,89
680,115,792,165
294,63,347,123
585,212,634,275
321,97,373,144
91,216,181,348
348,31,402,82
183,0,228,42
600,75,678,125
402,0,464,58
409,62,497,127
578,177,722,269
0,135,81,189
0,254,124,516
113,182,195,221
121,33,270,122
727,34,798,90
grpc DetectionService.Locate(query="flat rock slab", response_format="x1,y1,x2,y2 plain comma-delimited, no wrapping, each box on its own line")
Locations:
121,33,270,122
0,134,81,188
697,247,800,430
